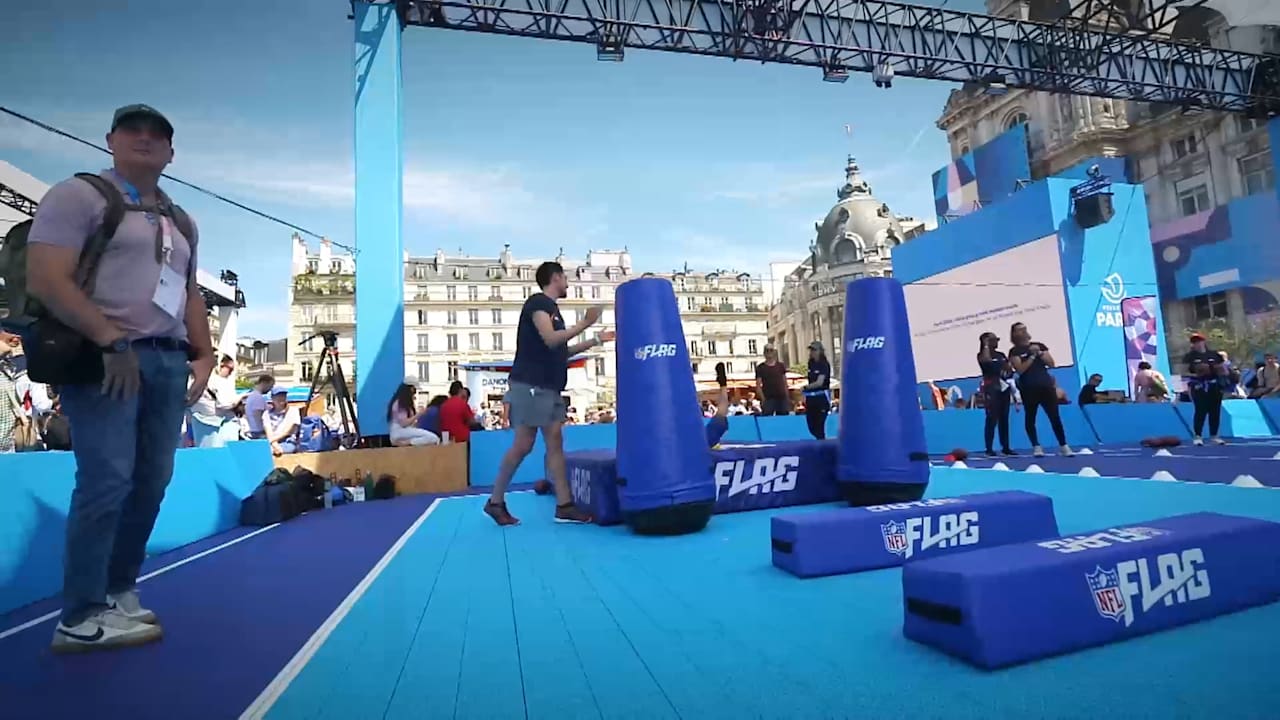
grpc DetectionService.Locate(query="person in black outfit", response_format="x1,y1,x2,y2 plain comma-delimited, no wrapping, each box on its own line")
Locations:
1008,322,1074,457
802,341,832,439
1183,332,1226,446
976,332,1015,456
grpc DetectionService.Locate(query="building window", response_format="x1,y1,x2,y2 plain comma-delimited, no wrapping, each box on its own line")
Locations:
300,360,314,382
416,310,427,325
748,339,758,355
1170,134,1199,160
1004,111,1029,130
306,259,318,273
594,357,606,376
725,362,734,374
447,361,459,381
686,297,697,311
523,286,532,298
330,260,342,273
412,264,427,279
708,340,718,355
691,362,699,374
467,285,479,301
447,334,458,351
1239,152,1275,197
520,266,532,280
490,285,502,300
492,332,504,352
591,285,601,299
469,333,480,351
468,309,480,325
1177,183,1211,217
1192,292,1229,322
447,310,458,325
749,361,758,372
491,308,502,324
416,334,429,352
1237,116,1264,135
728,340,735,356
416,362,430,382
690,340,700,356
445,285,456,301
574,286,584,299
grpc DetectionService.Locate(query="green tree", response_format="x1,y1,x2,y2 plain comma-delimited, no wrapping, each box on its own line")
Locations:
1194,317,1280,365
235,376,255,390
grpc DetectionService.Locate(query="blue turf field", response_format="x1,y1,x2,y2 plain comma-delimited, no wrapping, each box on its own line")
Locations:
4,468,1278,719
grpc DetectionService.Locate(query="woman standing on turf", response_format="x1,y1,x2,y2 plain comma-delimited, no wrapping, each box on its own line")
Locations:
802,341,832,439
976,332,1014,456
1183,332,1227,446
1008,322,1073,457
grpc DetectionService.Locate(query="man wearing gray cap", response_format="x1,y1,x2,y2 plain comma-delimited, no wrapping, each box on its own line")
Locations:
26,104,214,653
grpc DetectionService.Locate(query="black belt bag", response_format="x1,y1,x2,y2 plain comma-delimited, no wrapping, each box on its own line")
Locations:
21,316,105,386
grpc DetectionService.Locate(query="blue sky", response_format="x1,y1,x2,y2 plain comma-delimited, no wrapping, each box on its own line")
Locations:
1,0,977,339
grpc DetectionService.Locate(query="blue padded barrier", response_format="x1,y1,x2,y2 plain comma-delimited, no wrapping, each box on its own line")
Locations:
1175,400,1274,439
756,414,814,442
722,415,762,443
902,512,1280,669
467,424,618,487
0,440,274,616
771,491,1058,578
1256,398,1280,434
921,406,1097,454
1082,403,1190,443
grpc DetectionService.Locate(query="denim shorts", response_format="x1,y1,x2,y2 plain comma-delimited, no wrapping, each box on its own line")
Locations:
505,382,567,428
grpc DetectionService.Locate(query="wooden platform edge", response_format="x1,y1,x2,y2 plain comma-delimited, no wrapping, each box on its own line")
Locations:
274,442,469,495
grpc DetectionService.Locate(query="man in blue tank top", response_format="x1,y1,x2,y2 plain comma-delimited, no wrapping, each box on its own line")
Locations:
484,261,611,527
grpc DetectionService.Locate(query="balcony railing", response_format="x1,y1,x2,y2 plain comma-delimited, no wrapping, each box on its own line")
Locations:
293,276,354,297
695,303,765,313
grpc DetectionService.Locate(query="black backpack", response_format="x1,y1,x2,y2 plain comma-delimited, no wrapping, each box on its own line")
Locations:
0,173,196,383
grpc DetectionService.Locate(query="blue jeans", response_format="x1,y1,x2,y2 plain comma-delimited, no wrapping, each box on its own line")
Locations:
189,414,239,448
59,347,190,625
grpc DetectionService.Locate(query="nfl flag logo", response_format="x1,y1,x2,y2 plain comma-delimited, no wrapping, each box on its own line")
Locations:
881,520,909,556
1086,565,1127,622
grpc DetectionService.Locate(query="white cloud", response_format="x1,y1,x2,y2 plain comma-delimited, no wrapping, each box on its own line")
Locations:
1,109,601,240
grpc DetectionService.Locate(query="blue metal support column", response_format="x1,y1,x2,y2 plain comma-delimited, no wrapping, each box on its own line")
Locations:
353,0,405,437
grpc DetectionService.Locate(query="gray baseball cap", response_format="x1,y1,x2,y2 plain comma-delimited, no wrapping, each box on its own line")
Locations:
111,104,174,138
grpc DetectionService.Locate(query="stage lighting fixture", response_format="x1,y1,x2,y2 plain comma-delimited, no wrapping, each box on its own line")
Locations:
872,62,894,89
823,66,849,83
597,37,625,62
982,71,1008,96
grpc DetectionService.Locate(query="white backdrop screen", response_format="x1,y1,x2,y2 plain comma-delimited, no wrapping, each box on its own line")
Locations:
903,234,1074,381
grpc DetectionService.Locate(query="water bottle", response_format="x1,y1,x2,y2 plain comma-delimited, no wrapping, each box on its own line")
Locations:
323,477,333,509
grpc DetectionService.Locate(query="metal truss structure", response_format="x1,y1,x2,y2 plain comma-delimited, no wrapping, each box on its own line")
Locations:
396,0,1280,114
0,182,38,219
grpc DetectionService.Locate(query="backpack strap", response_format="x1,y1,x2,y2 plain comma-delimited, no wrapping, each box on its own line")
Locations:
72,173,126,294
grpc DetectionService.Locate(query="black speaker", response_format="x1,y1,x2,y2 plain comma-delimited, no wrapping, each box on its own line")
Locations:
1075,193,1115,228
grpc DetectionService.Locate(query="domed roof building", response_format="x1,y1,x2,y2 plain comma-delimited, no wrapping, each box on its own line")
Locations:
768,156,931,374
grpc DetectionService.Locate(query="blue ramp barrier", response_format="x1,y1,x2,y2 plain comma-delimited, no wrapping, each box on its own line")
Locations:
0,441,274,616
902,512,1280,669
1175,400,1274,439
770,491,1058,578
1083,403,1189,443
922,406,1097,454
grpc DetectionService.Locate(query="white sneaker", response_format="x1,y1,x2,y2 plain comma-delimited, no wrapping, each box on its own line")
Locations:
107,589,158,624
1059,445,1074,457
1193,437,1204,446
1032,446,1045,457
1211,436,1226,445
51,608,163,654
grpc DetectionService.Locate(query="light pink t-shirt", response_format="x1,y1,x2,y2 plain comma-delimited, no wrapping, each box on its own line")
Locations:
391,400,411,424
27,170,198,341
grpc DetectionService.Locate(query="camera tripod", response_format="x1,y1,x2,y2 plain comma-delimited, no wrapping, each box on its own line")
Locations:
298,331,361,447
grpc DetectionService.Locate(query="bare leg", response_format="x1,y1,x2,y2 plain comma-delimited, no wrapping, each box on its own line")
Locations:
715,388,729,420
489,425,537,505
542,421,571,505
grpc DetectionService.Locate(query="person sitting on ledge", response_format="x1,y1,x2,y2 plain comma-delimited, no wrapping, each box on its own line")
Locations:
387,378,440,447
416,394,448,436
265,387,301,456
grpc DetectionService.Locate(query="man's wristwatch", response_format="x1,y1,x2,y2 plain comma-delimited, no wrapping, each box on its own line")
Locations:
101,338,130,354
